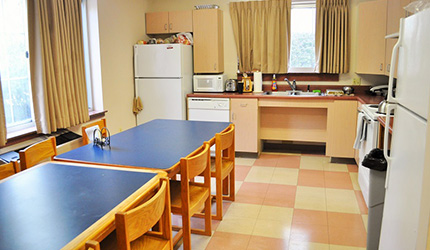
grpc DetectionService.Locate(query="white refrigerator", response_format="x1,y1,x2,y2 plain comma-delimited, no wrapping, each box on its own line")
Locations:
379,9,430,250
134,44,193,125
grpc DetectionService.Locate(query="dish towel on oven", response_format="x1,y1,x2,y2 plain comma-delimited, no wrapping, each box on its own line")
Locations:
353,112,367,149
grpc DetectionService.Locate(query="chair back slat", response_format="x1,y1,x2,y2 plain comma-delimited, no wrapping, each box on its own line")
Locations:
116,178,169,245
216,124,235,153
185,143,210,179
19,137,57,170
0,161,18,180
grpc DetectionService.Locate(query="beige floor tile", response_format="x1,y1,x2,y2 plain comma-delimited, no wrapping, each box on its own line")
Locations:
300,156,328,171
252,219,291,239
330,245,366,250
258,205,294,223
244,166,275,183
295,186,327,211
216,217,257,235
350,173,361,191
235,181,243,194
236,157,256,166
323,163,348,172
224,203,262,219
289,241,330,250
361,215,368,232
326,188,360,214
270,168,299,185
177,233,212,250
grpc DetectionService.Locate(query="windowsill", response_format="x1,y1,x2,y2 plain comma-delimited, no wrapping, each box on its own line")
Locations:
0,110,108,151
237,73,339,82
6,126,37,140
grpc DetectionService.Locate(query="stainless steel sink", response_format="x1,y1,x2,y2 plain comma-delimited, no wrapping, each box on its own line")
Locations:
266,91,321,96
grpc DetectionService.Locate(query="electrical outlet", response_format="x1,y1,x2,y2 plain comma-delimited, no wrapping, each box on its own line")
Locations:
353,77,361,86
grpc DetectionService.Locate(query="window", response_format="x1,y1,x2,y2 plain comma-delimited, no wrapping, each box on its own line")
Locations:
289,0,316,73
0,0,35,137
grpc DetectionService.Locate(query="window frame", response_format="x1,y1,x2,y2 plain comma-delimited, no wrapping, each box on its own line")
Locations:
81,0,94,111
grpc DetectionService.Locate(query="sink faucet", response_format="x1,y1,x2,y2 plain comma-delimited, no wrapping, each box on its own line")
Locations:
284,78,296,91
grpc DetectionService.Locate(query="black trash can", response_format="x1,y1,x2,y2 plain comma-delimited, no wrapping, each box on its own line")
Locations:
361,148,387,250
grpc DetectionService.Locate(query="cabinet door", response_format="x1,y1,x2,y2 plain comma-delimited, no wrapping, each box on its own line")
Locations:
193,9,224,73
384,0,411,76
231,99,258,153
326,101,358,158
146,12,169,34
168,10,193,33
356,0,387,75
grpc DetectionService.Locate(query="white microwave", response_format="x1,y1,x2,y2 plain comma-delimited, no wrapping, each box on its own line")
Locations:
193,74,226,92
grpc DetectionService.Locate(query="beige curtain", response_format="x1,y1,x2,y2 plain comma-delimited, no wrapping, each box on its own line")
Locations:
230,0,291,73
0,79,6,146
315,0,349,74
30,0,89,134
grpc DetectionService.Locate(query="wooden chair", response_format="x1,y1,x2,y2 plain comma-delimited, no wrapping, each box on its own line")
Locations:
81,118,107,145
211,124,235,220
0,161,19,180
19,136,57,171
115,177,172,250
170,142,212,250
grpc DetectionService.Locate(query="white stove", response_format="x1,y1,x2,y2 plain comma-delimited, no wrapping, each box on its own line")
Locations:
355,103,381,207
360,104,381,120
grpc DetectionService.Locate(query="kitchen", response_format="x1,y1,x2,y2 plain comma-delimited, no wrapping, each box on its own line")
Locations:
1,0,430,249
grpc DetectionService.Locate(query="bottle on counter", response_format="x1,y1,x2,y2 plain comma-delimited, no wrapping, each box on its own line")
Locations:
271,74,278,91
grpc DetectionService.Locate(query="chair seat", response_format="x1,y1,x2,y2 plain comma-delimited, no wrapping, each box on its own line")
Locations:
170,180,210,214
210,157,234,179
131,235,170,250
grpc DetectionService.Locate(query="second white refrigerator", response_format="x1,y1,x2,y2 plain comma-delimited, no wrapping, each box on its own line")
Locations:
134,44,193,125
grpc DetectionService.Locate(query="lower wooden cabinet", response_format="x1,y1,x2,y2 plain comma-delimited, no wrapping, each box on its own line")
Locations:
326,100,358,158
231,98,259,153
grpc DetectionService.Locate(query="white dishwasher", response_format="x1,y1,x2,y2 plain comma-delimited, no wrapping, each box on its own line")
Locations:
187,97,230,122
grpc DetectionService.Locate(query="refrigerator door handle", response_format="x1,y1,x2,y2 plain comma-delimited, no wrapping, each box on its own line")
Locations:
387,20,403,103
383,103,396,188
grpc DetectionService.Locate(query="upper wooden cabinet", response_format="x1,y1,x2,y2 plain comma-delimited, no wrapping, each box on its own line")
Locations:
192,9,224,73
384,0,411,76
356,0,411,76
146,11,193,34
356,0,388,75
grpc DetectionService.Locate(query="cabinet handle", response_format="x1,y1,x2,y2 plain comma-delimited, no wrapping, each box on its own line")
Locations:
231,112,236,121
240,103,248,107
169,23,172,30
387,64,391,72
164,24,167,30
380,63,383,71
214,63,216,70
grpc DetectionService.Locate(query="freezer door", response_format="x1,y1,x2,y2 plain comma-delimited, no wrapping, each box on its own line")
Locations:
379,105,429,250
395,9,430,119
135,79,185,125
134,44,183,78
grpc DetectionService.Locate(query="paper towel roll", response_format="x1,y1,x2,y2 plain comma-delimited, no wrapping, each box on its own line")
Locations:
254,72,263,92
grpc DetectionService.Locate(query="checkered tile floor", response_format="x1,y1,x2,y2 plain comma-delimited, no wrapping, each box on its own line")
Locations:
176,153,368,250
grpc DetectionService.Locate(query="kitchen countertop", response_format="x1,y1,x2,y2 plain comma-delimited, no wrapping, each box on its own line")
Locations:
187,91,385,105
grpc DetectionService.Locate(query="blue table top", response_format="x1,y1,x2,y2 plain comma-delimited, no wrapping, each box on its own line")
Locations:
0,162,158,250
55,119,231,171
